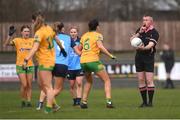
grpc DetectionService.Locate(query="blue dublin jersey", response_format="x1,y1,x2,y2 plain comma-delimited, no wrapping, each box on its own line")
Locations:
68,38,81,70
54,33,75,65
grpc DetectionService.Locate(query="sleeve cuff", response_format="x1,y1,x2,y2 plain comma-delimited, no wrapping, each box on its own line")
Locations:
149,38,157,45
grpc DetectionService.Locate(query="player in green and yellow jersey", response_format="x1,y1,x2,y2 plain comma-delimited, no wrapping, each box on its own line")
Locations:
3,25,34,107
79,19,116,109
23,11,65,113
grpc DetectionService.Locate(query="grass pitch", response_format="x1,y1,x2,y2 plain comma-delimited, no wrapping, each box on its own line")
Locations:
0,88,179,119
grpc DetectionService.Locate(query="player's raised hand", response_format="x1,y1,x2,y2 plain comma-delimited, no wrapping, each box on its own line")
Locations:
8,25,16,36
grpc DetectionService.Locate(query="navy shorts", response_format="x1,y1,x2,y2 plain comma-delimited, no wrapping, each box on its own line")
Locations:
52,64,68,78
67,69,84,80
135,53,154,72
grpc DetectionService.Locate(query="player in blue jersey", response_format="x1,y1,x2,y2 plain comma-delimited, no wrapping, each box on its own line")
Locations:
52,22,81,101
67,26,84,106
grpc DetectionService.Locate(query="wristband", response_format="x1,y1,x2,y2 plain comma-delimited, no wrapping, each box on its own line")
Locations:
110,54,113,58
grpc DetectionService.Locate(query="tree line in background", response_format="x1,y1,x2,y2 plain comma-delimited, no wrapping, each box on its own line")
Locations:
1,0,180,22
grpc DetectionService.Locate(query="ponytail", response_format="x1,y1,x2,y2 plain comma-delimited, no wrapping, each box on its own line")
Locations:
53,22,64,34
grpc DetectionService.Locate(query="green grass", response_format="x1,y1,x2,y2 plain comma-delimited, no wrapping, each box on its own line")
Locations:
0,88,180,119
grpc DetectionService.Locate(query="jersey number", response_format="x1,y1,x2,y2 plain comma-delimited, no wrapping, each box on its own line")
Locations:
84,38,90,50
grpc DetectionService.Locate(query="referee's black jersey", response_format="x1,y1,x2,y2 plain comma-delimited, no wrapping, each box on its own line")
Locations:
136,28,159,55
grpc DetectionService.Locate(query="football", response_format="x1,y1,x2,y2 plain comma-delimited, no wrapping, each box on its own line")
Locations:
130,37,143,47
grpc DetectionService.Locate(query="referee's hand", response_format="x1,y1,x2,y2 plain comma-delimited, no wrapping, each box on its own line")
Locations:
136,43,145,50
139,25,146,33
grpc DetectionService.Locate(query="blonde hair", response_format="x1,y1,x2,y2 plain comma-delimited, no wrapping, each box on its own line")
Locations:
70,25,79,32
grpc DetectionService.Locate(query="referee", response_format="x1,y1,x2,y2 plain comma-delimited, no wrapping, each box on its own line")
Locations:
130,15,159,107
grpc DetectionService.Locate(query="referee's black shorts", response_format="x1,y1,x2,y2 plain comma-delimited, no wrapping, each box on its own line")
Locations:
52,64,68,78
135,53,154,72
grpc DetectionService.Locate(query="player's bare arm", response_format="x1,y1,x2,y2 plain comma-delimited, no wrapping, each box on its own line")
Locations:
55,36,64,49
73,45,82,56
54,35,67,57
97,40,116,59
78,44,83,51
23,42,39,69
3,36,14,47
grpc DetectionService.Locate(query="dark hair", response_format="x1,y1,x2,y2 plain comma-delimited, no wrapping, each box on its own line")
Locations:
143,13,153,17
88,19,99,31
53,22,64,33
32,11,44,21
20,25,30,32
57,22,64,32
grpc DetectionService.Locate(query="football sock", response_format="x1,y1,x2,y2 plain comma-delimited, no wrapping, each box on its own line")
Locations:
45,106,52,113
53,99,57,106
76,98,81,105
139,86,147,104
27,101,31,104
22,98,26,102
106,98,112,104
21,100,26,107
147,86,155,104
73,98,76,105
82,100,87,104
46,103,52,108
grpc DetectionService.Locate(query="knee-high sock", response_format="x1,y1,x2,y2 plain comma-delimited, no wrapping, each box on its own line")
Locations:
139,86,147,104
147,87,155,104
